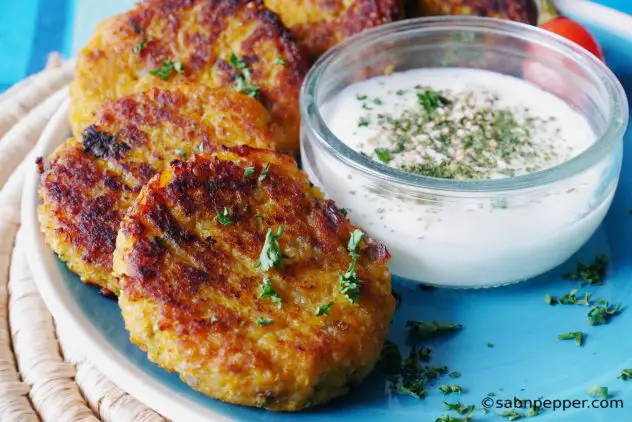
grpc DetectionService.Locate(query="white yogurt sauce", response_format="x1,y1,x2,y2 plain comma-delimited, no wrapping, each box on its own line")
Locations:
306,68,612,287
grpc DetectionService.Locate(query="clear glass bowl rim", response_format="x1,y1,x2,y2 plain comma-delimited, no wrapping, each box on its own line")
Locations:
300,16,629,193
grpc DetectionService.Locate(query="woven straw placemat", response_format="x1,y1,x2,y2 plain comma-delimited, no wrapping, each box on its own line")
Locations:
0,60,167,422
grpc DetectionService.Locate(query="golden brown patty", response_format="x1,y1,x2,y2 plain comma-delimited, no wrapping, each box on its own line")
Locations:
38,85,275,294
71,0,308,154
113,147,395,411
264,0,404,60
406,0,537,24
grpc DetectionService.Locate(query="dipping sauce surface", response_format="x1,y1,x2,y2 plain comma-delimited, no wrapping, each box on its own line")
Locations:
324,68,595,180
304,68,614,287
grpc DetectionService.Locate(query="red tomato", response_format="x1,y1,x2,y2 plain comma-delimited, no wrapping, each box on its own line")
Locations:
540,17,604,61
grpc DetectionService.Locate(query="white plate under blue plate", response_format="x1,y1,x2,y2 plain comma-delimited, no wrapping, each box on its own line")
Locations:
22,4,632,422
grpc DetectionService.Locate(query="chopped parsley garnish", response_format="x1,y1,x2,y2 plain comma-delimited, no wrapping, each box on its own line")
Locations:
547,289,592,306
449,371,461,378
564,255,609,285
229,53,259,98
256,317,274,326
243,166,255,177
417,89,449,113
358,116,370,127
259,276,282,309
374,148,393,164
406,320,463,341
498,409,524,421
435,415,472,422
339,229,365,303
544,294,555,305
444,402,475,415
588,386,608,399
439,384,462,394
619,369,632,381
588,300,622,326
274,55,286,65
255,225,285,271
526,406,542,417
149,60,183,80
558,331,584,346
315,301,334,316
216,207,233,225
174,148,187,159
197,143,204,153
425,365,449,380
255,215,263,221
395,89,406,96
373,98,383,105
397,380,426,399
356,94,368,101
134,38,148,54
210,315,218,324
340,208,348,217
487,342,494,348
258,163,270,182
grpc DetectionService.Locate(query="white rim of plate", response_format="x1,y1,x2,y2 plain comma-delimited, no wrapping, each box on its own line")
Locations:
21,98,234,422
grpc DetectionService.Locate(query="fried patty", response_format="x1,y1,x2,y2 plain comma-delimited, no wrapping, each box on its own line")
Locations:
71,0,307,154
406,0,537,24
264,0,404,60
38,85,275,294
112,147,395,411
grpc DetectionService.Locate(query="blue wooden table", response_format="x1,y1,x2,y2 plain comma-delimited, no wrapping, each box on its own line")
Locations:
0,0,629,91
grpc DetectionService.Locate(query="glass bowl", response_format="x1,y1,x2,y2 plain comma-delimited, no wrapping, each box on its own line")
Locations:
300,16,628,288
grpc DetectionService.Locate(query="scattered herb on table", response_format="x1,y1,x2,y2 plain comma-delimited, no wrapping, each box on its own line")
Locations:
619,369,632,381
449,371,461,378
526,406,542,417
564,255,609,285
487,342,494,348
435,414,472,422
406,320,463,341
587,386,609,399
439,384,462,394
587,300,622,326
558,331,584,346
498,409,524,421
397,380,426,399
444,402,475,415
379,340,403,375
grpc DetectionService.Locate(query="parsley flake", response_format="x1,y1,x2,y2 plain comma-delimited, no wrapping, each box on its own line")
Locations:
619,369,632,381
444,402,475,415
255,225,285,271
216,207,233,225
358,116,370,127
588,386,608,399
339,259,361,303
439,384,462,394
498,409,523,421
374,148,393,164
435,415,472,422
259,276,282,309
134,38,148,54
379,340,403,375
174,148,187,159
558,331,584,346
256,317,274,326
588,301,622,325
315,302,334,316
258,163,270,182
449,371,461,378
229,53,260,98
244,166,255,177
564,254,609,285
174,61,185,74
274,55,286,65
406,320,463,341
397,380,426,399
347,229,364,255
417,89,449,113
149,60,181,80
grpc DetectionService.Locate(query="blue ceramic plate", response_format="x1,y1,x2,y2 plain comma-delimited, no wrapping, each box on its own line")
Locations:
22,2,632,421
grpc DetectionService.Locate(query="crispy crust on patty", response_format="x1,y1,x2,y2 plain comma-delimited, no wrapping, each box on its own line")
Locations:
113,147,394,411
71,0,308,154
38,86,275,293
264,0,404,60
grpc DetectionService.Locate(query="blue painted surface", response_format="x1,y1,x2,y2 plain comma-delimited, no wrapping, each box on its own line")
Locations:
51,12,632,421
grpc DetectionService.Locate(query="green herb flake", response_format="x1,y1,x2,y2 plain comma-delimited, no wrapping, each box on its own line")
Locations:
619,369,632,381
373,97,383,105
374,148,393,164
149,60,178,81
487,342,494,348
564,254,609,285
258,163,270,182
498,409,524,421
339,259,361,304
255,215,263,221
243,166,255,177
558,331,584,346
174,148,187,159
358,116,370,127
347,229,364,255
439,384,462,394
417,89,449,113
443,402,475,415
134,38,148,54
256,317,274,326
340,208,348,217
255,225,285,271
315,301,334,316
435,414,472,422
526,406,542,417
210,315,218,324
544,294,556,305
406,320,463,341
397,380,426,399
588,386,608,399
356,94,368,101
274,55,286,65
588,301,622,326
229,53,259,98
449,371,461,378
378,340,402,374
259,276,282,309
216,207,233,225
235,77,260,98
